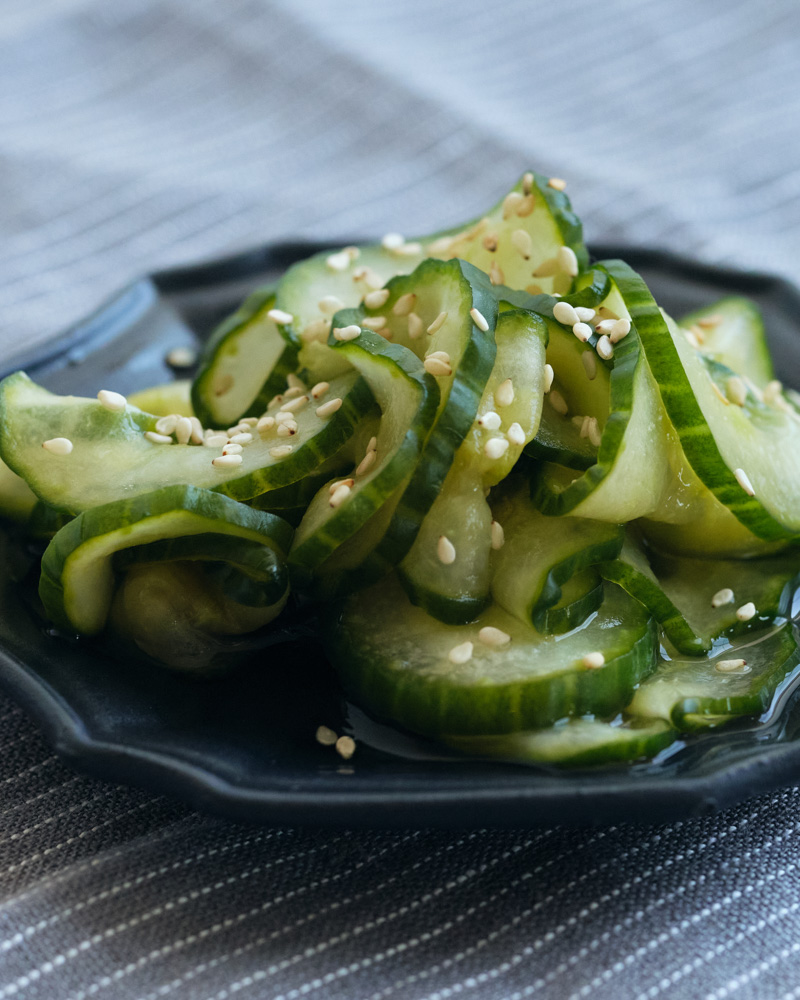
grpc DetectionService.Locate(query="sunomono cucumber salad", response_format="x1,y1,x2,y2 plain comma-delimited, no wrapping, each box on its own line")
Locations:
2,169,800,767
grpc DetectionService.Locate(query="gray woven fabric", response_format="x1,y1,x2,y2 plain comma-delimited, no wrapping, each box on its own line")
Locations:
1,0,800,997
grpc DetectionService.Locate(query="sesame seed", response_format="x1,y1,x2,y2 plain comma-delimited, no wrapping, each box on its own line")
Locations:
396,241,422,257
478,626,511,647
280,394,309,413
354,266,385,290
573,322,592,343
329,482,352,507
392,292,416,317
222,443,243,455
275,410,296,425
381,232,404,251
726,376,748,406
575,307,596,322
277,422,297,437
367,436,378,453
424,356,452,377
596,335,614,360
734,467,755,496
484,437,510,460
581,351,597,380
482,234,498,252
189,417,204,444
97,389,127,412
407,312,424,339
144,431,172,445
764,380,784,405
318,295,344,316
496,378,515,407
427,236,454,255
582,652,605,669
470,307,489,332
689,323,706,344
267,308,293,325
502,191,524,219
361,316,387,331
594,319,615,335
736,602,756,622
325,251,351,272
533,258,559,278
685,329,701,350
715,659,749,673
711,587,735,608
356,450,377,476
175,416,193,445
553,301,579,326
478,411,502,430
343,246,360,261
316,725,338,746
269,444,294,459
549,389,568,415
448,641,474,665
437,535,457,565
558,246,579,277
204,433,228,448
165,346,196,368
710,380,730,407
333,325,361,342
579,415,592,439
697,314,723,329
316,397,343,419
42,437,73,455
335,735,356,760
548,177,567,191
301,319,331,343
522,172,534,195
572,415,586,429
427,311,448,336
213,374,234,397
329,479,355,494
490,520,505,550
311,381,329,399
212,453,242,468
587,418,602,448
229,431,253,445
517,194,535,217
489,261,505,286
609,318,631,343
511,229,533,260
155,414,178,435
507,422,525,446
364,289,390,309
285,377,305,394
426,350,451,362
543,364,554,393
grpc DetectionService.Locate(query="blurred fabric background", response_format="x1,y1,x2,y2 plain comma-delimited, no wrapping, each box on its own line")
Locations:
2,1,800,998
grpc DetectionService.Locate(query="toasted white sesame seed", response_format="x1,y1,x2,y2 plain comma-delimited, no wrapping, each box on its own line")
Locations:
326,251,351,272
333,325,361,342
697,314,723,329
155,414,178,435
596,335,614,360
356,450,377,476
364,289,390,309
478,411,502,431
579,415,592,439
478,626,511,647
437,535,457,565
329,478,355,494
424,356,452,377
166,346,196,367
574,307,596,323
381,232,404,251
212,453,242,468
507,422,525,446
715,659,749,673
489,261,505,286
222,443,243,455
548,177,567,191
484,437,510,460
427,311,448,336
582,651,605,669
557,246,579,277
42,437,73,455
275,410,295,425
521,171,534,196
490,520,505,550
390,293,415,317
267,308,293,325
581,351,597,380
277,422,297,437
361,316,387,331
396,241,422,256
496,378,515,407
174,416,193,445
572,415,586,429
302,319,331,344
280,395,309,414
427,236,454,255
367,436,378,453
469,307,489,332
482,234,498,252
204,433,228,448
342,246,360,261
316,397,343,419
318,295,344,316
726,376,748,407
533,257,559,278
689,323,706,344
448,641,474,665
594,319,615,335
764,380,784,405
502,191,524,219
734,467,755,496
144,431,172,445
736,602,756,622
553,301,579,326
335,735,356,760
213,374,234,397
407,312,424,339
711,587,735,608
189,417,204,444
353,266,384,290
511,229,533,260
426,350,451,362
572,322,592,343
329,484,352,509
549,389,568,415
311,382,329,400
269,444,294,459
684,329,701,350
609,318,631,343
543,364,554,393
229,431,253,445
587,418,602,448
97,389,127,412
316,725,338,746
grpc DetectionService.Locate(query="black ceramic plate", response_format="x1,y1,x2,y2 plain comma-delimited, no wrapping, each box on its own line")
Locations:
2,242,800,829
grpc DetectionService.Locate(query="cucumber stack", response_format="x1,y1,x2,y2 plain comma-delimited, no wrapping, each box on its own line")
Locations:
2,170,799,764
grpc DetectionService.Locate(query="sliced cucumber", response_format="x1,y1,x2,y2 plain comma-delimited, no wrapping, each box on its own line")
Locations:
491,478,623,629
128,380,194,418
444,717,676,766
39,484,292,635
680,296,773,387
630,624,800,730
398,307,548,623
536,568,604,635
325,575,656,735
0,370,374,511
191,286,300,427
0,458,37,524
525,404,597,470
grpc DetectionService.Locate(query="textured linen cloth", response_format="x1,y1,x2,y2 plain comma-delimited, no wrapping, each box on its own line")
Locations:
1,1,800,997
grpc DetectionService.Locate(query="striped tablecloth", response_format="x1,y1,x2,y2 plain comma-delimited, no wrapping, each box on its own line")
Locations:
2,1,800,997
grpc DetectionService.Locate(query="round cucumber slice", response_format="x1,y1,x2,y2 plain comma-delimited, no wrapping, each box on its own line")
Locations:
680,296,773,388
128,380,194,418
